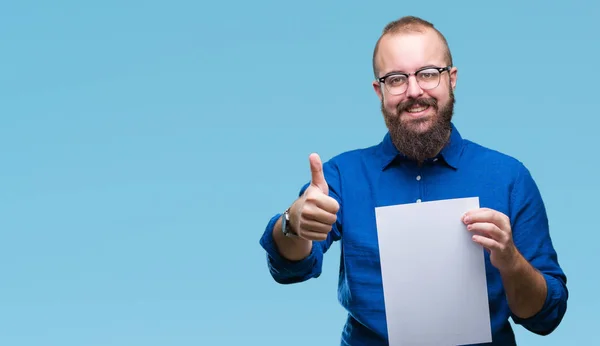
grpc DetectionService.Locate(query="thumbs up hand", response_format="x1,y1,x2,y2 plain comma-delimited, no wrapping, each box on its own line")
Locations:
309,152,330,195
289,153,340,242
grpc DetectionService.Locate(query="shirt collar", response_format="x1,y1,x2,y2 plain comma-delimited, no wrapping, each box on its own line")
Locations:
378,122,464,170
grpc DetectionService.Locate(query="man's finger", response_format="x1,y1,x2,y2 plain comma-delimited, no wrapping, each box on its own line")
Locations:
463,208,509,229
467,222,504,242
300,230,329,242
472,234,499,252
309,153,328,193
303,203,338,225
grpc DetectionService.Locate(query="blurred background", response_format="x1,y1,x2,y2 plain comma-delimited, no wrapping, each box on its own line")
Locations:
1,0,597,345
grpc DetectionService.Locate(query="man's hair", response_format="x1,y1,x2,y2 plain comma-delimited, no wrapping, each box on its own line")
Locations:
372,16,453,79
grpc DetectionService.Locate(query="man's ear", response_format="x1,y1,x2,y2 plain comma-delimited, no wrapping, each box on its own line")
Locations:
373,80,383,102
449,66,458,90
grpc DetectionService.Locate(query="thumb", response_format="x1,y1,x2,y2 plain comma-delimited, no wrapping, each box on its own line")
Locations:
309,153,328,193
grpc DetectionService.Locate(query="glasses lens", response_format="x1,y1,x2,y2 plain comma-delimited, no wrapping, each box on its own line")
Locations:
416,69,441,90
385,75,408,95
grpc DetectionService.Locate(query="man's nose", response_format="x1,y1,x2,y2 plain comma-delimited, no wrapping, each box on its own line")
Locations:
405,75,423,98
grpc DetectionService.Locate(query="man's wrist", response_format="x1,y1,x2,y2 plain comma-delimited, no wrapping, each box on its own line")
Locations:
282,207,300,238
272,209,312,262
499,249,526,277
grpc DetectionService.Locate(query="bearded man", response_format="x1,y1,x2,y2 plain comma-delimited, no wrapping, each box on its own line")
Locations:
259,16,568,346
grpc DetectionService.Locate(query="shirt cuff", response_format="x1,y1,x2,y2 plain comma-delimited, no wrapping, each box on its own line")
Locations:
259,213,322,284
511,273,568,335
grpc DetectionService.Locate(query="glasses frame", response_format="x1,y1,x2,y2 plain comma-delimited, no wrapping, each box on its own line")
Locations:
377,65,452,95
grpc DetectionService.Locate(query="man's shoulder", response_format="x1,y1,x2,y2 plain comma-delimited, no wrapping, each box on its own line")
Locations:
325,141,383,168
462,138,527,171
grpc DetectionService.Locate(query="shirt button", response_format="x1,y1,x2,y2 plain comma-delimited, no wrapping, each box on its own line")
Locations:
416,175,421,181
416,199,422,203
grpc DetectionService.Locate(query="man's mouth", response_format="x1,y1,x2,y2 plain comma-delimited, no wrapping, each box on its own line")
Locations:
398,98,437,116
406,105,430,113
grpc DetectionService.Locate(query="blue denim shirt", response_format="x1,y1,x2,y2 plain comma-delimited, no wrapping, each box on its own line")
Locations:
259,123,568,345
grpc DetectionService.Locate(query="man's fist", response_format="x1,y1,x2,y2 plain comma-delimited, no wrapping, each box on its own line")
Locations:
290,153,340,241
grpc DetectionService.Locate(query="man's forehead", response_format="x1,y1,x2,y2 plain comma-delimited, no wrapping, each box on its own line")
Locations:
377,30,446,71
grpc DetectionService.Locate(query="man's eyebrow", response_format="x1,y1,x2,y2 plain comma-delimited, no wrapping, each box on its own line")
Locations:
382,70,407,76
382,65,439,77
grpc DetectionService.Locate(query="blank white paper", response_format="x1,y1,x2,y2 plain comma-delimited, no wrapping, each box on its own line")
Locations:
374,197,492,346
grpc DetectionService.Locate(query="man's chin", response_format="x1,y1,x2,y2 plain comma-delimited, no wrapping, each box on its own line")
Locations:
400,115,435,134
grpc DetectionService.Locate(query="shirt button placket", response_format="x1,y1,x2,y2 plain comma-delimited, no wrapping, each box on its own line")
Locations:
416,174,422,203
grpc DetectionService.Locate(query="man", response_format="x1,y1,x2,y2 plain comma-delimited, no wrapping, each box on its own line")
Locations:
259,16,568,345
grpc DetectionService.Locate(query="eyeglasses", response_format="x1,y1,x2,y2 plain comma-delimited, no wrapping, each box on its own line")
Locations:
377,66,452,95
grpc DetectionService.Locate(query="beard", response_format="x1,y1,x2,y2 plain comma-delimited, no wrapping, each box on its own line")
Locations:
381,89,455,162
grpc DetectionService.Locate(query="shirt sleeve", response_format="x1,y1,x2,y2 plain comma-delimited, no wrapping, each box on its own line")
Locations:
508,163,568,335
259,159,343,284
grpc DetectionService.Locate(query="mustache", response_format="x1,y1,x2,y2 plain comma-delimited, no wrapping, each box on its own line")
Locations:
397,98,438,113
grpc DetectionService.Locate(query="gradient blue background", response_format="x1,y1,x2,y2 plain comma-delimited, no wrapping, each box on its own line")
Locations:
1,1,597,345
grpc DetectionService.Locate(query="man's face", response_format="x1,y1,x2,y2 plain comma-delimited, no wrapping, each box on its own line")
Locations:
372,30,458,161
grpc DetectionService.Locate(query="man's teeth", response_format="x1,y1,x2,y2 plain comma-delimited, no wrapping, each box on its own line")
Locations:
407,105,428,113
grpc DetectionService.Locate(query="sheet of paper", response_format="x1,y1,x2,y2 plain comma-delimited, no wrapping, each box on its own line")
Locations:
375,197,492,346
